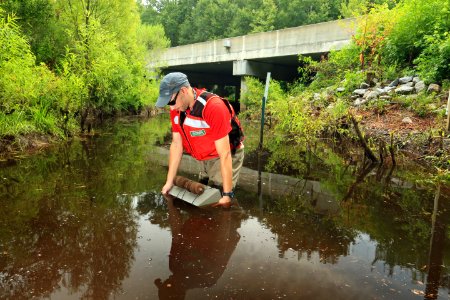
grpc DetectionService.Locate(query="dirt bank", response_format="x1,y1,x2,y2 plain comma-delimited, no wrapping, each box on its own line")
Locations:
352,104,449,167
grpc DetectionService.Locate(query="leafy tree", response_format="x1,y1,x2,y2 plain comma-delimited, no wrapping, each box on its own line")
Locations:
178,0,236,44
143,0,198,46
384,0,450,82
352,3,397,70
51,0,165,127
227,0,258,37
139,0,159,25
382,0,445,66
0,0,169,139
0,9,65,137
414,34,450,84
275,0,341,29
249,0,277,34
305,0,341,24
340,0,398,17
143,0,345,45
0,0,67,67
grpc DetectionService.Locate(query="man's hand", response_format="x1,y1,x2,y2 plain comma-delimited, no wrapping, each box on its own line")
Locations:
161,182,173,195
212,196,232,208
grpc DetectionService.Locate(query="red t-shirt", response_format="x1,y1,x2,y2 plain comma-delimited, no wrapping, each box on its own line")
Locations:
170,88,232,159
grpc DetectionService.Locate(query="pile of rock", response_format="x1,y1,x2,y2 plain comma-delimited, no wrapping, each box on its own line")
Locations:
344,76,442,106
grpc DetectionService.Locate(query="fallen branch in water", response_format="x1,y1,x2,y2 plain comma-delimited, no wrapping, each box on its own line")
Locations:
349,113,378,163
389,132,396,166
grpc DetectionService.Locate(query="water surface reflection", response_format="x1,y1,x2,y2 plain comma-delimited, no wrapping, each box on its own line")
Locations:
152,196,244,299
0,118,449,299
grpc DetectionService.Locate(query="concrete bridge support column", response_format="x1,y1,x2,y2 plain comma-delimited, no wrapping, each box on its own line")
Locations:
238,77,247,112
233,59,297,81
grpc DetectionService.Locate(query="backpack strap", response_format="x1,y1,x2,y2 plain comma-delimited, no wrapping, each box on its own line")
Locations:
199,92,245,154
200,92,234,115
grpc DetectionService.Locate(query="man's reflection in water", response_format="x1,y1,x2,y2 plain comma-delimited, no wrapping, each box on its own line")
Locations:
155,196,244,299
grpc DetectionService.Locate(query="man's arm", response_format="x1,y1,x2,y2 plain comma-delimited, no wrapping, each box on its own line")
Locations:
212,134,233,208
161,132,183,194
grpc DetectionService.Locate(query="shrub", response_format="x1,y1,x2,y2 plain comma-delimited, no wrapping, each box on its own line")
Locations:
414,34,450,83
309,44,361,91
382,0,446,67
0,10,65,137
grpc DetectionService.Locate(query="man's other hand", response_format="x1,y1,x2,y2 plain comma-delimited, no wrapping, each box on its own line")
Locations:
211,196,232,208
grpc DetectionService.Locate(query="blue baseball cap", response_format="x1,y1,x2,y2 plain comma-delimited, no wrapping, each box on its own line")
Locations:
156,72,190,107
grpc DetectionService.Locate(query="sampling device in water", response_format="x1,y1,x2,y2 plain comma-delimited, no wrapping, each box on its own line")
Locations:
169,176,222,207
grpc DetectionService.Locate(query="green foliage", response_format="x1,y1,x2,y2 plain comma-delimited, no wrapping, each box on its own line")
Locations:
415,33,450,83
337,1,449,84
142,0,343,46
139,24,170,61
326,98,349,120
342,70,366,92
249,0,276,33
383,0,448,69
381,62,400,81
398,94,437,117
309,44,361,91
366,98,390,114
0,0,169,141
0,0,67,66
268,91,324,152
340,0,399,17
240,76,265,109
275,0,341,29
298,55,318,85
0,111,35,136
0,10,64,137
179,0,237,44
352,3,398,71
240,76,285,117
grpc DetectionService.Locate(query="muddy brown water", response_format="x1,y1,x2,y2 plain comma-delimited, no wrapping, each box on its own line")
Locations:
0,116,449,299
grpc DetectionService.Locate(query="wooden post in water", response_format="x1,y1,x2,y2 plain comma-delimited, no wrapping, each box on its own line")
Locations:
446,90,450,132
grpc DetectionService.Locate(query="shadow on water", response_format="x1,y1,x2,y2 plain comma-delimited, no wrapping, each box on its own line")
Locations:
0,116,450,299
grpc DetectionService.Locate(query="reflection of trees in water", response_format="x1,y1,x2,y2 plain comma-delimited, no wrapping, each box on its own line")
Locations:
136,192,171,229
339,172,450,295
0,133,141,300
423,186,450,299
0,117,177,299
0,194,138,300
264,211,356,264
239,191,357,264
346,178,434,268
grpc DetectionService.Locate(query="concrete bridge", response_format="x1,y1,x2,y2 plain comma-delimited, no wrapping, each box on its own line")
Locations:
151,18,355,100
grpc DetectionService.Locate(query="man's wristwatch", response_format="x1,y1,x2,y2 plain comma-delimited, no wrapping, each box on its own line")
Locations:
222,191,235,198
